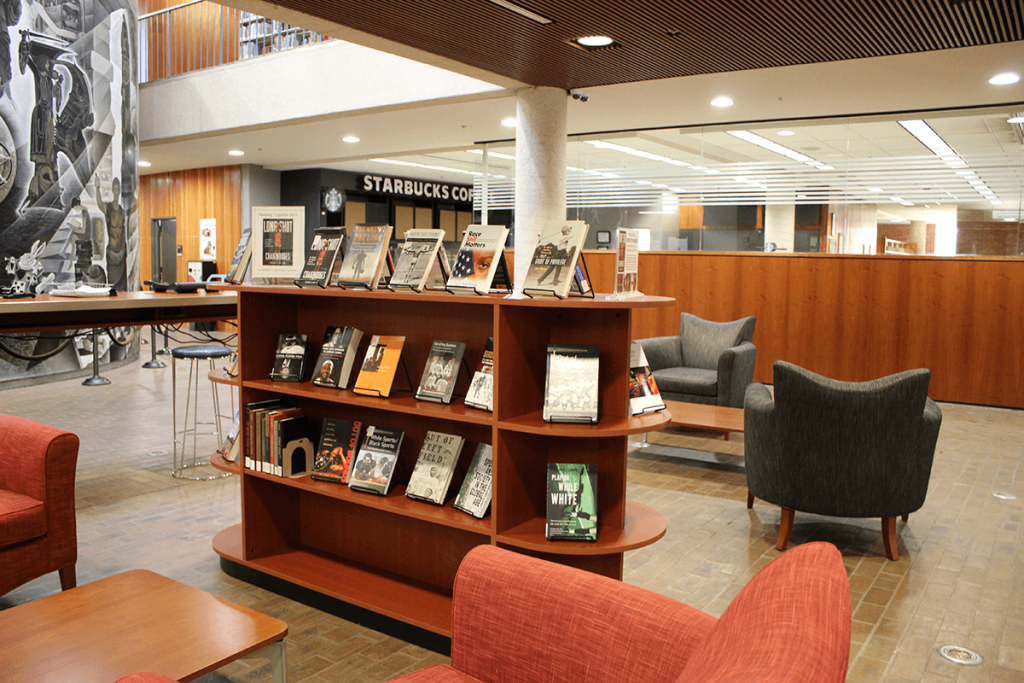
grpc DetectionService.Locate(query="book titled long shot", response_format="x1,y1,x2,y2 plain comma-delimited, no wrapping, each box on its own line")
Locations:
545,463,598,542
543,344,599,424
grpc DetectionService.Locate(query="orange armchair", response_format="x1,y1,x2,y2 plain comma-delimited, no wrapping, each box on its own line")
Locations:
0,414,80,596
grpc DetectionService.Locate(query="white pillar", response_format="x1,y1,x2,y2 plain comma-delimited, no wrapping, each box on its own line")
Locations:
909,221,927,255
764,204,796,252
514,86,567,293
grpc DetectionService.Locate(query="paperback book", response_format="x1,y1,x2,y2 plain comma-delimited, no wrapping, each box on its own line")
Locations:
336,225,394,289
296,228,344,288
543,344,600,424
389,229,446,292
629,341,666,415
311,326,365,389
348,425,405,495
405,431,465,504
447,225,510,294
311,418,362,484
545,462,598,542
352,336,406,397
224,231,252,284
415,340,466,404
522,220,589,299
216,411,241,462
464,337,494,412
453,443,493,518
269,334,308,382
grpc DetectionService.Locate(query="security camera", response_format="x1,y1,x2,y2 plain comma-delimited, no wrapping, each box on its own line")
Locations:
568,89,590,103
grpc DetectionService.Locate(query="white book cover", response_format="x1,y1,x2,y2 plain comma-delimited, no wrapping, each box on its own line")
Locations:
390,229,445,291
522,220,589,298
629,341,666,415
543,344,600,423
448,225,509,293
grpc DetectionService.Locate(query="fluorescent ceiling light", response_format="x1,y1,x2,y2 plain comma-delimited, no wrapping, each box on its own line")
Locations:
228,150,244,156
576,35,614,47
889,196,903,202
710,96,733,107
370,158,481,176
342,136,360,143
1008,115,1024,123
467,149,516,160
991,200,1004,205
868,187,884,193
727,130,815,163
486,0,552,24
777,130,795,136
139,160,152,167
585,140,692,166
989,72,1020,85
818,165,835,171
501,117,517,127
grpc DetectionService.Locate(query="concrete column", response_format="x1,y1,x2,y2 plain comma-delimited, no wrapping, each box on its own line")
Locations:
764,204,796,252
514,87,567,292
909,221,927,255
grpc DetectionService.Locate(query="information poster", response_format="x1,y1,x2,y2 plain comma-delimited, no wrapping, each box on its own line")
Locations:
199,218,217,261
251,206,306,279
614,227,642,298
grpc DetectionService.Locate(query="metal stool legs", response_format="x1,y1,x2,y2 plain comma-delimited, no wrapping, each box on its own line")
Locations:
172,354,232,480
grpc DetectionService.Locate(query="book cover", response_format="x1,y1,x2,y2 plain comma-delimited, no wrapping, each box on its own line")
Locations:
543,344,600,423
352,335,406,397
244,399,284,470
415,340,466,404
424,243,452,290
348,425,405,495
545,463,598,541
312,418,362,484
336,225,393,289
217,411,241,462
521,220,589,298
270,334,308,382
406,431,465,504
266,406,303,475
224,231,252,283
448,225,509,294
453,443,493,518
390,229,445,292
228,237,254,284
629,341,666,415
464,337,494,412
296,229,344,288
312,326,365,389
252,207,306,280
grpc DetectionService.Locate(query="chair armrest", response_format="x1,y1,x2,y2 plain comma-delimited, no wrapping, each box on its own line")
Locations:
717,341,757,408
743,384,783,501
636,336,683,371
451,546,716,683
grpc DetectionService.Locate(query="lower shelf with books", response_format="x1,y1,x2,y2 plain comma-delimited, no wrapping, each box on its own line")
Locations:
496,500,667,556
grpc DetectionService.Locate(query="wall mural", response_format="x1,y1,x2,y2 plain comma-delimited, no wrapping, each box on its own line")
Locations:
0,0,139,383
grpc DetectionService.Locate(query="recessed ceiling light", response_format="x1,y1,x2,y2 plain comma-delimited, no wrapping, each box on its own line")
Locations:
576,35,614,47
989,72,1020,85
711,96,733,107
139,160,152,167
228,150,244,156
501,117,517,127
777,130,795,136
342,136,360,143
1008,115,1024,123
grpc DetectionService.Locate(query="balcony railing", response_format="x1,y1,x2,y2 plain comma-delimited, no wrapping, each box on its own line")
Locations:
139,1,329,84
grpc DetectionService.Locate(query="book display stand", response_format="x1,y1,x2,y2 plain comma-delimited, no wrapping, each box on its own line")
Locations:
208,284,672,637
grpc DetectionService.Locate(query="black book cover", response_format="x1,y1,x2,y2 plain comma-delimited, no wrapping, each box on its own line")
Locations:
270,334,308,382
312,418,362,484
312,326,365,389
348,425,405,495
296,229,344,288
415,340,466,404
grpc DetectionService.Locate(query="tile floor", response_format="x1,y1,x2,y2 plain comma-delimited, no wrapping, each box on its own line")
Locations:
1,338,1023,682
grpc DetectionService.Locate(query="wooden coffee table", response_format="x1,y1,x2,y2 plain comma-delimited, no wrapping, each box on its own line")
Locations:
0,570,288,683
662,400,745,440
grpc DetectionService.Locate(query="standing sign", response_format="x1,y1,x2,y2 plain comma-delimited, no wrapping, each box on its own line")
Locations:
252,207,306,280
614,228,642,298
199,218,217,261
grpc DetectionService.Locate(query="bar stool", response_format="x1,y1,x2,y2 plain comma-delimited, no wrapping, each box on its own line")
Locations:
172,344,234,480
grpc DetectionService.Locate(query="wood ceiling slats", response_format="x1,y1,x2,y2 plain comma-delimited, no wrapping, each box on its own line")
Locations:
267,0,1024,88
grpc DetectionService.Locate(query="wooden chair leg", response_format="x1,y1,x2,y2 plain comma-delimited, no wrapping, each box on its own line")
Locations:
901,514,909,522
881,517,899,561
776,508,794,551
59,565,77,591
746,490,754,509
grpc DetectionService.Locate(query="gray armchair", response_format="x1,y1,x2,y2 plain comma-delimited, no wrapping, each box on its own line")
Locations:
744,361,943,561
637,313,756,408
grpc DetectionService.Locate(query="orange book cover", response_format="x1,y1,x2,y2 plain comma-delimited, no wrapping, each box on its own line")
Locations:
352,335,406,397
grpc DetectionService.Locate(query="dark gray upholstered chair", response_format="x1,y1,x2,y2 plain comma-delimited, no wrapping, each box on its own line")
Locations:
637,313,756,408
744,361,943,561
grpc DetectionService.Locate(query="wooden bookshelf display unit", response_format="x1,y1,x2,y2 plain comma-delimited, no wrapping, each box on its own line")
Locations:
209,285,673,636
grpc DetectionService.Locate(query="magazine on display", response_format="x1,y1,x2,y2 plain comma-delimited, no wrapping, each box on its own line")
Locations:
522,220,589,299
311,418,362,484
336,225,394,289
296,229,344,288
543,344,599,424
389,229,446,292
464,337,494,412
352,335,406,397
447,225,510,294
405,431,465,504
545,462,598,542
311,326,365,389
453,443,493,518
629,341,665,415
269,334,308,382
415,340,466,404
348,426,405,496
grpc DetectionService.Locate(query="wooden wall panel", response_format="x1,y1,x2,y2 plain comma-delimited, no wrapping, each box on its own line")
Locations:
139,166,242,283
140,0,240,81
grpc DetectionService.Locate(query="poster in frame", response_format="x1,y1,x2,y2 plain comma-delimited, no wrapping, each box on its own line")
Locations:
252,206,306,280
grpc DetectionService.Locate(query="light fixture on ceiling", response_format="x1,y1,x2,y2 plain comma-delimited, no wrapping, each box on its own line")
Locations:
989,72,1020,85
710,96,733,107
575,35,614,47
467,149,516,160
228,150,244,156
585,140,692,167
486,0,552,24
370,158,482,176
777,130,795,136
1008,115,1024,123
139,160,152,167
342,136,360,143
501,117,517,127
726,130,815,163
868,188,884,193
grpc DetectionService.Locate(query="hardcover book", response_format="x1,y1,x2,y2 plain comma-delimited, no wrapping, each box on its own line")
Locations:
543,344,600,424
545,462,598,542
217,411,241,462
389,229,446,292
311,326,365,389
415,340,466,404
296,229,344,288
265,406,303,475
464,337,494,412
270,334,308,382
312,418,362,484
629,341,666,415
522,220,589,299
228,235,254,284
224,231,252,284
453,443,493,518
352,335,406,397
336,225,394,289
243,399,284,470
424,243,452,290
405,431,465,504
447,225,509,294
348,425,405,495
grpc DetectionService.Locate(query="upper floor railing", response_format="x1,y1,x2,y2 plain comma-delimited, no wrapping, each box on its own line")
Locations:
139,0,330,84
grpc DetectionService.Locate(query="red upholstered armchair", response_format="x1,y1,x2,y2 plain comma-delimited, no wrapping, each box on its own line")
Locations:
0,414,80,596
393,542,852,683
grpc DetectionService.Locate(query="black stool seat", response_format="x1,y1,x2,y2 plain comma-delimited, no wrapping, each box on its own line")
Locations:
171,345,232,360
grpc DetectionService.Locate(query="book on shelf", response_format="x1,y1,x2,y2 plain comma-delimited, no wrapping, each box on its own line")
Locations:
415,340,466,404
269,334,308,382
424,243,452,290
389,229,446,292
546,462,598,542
243,399,284,471
352,335,406,397
311,418,362,484
405,431,464,504
543,344,600,424
311,326,364,389
336,225,393,289
521,220,589,299
224,231,252,284
464,337,494,412
217,411,241,462
348,425,405,496
295,228,344,288
629,341,666,416
447,225,510,294
227,234,254,284
452,443,493,518
264,406,303,475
